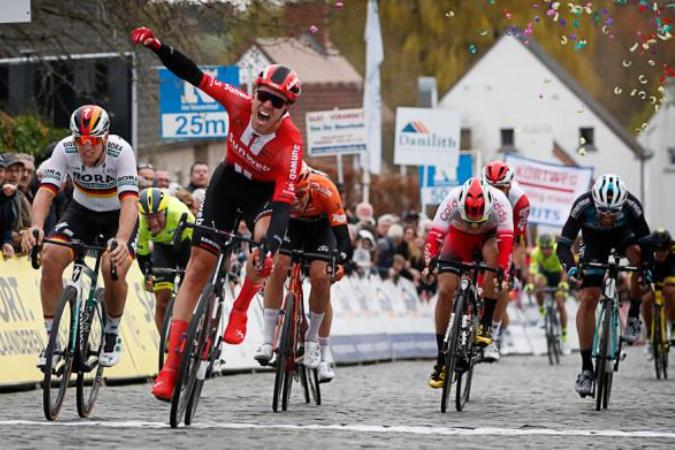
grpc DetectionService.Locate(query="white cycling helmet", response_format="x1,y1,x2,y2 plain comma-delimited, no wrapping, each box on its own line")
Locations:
591,174,627,212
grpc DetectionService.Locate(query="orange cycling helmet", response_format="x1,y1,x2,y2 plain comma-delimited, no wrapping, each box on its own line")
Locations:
256,64,302,103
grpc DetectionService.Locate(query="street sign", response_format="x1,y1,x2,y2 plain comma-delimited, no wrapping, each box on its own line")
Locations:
394,107,461,169
159,65,239,140
306,108,367,156
418,153,473,205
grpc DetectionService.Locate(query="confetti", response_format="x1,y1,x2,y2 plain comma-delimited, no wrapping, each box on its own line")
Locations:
579,137,586,145
445,10,454,18
335,1,343,8
480,30,489,35
638,91,647,99
630,88,638,96
572,19,580,28
574,40,587,50
561,35,568,45
539,93,544,99
622,59,632,67
468,44,478,54
488,0,496,4
577,106,585,113
602,25,611,34
649,96,657,104
648,60,656,66
578,147,586,156
544,78,552,83
309,25,319,33
614,87,623,94
638,74,648,84
504,9,513,20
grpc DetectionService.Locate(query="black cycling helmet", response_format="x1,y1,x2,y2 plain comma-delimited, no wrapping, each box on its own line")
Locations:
652,227,672,250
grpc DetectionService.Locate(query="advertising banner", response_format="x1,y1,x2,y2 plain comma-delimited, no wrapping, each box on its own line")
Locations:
418,153,473,205
305,108,367,156
505,153,594,227
394,107,461,169
159,65,239,140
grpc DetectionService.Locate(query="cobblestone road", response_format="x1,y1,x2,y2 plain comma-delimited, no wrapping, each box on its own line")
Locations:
1,348,674,449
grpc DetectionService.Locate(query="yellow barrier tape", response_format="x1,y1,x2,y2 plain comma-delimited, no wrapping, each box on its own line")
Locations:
0,256,159,387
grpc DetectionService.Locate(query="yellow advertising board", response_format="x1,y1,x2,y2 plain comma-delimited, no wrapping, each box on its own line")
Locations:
0,256,159,387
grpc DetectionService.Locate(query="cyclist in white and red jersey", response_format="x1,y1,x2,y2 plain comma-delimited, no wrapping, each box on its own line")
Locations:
481,160,531,362
22,104,139,369
423,177,514,388
131,27,303,401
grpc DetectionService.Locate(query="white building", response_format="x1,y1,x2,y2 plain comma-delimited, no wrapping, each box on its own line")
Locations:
639,79,675,230
439,35,650,208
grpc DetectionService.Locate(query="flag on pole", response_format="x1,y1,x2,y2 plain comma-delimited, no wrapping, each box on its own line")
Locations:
362,0,383,174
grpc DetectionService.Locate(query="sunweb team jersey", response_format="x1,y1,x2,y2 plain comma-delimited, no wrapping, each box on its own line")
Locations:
136,195,194,257
40,135,139,211
529,244,564,275
507,180,531,243
197,74,302,205
425,186,515,271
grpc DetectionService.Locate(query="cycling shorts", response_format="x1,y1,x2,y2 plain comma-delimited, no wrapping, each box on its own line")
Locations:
537,268,562,288
281,218,336,261
151,240,191,292
50,201,137,256
439,225,496,276
193,163,274,255
579,231,637,288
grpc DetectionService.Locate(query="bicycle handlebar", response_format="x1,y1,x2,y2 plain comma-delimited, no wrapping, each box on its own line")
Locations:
172,214,258,249
434,258,505,285
278,247,340,283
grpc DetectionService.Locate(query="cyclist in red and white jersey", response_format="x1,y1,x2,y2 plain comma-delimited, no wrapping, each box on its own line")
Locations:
423,177,514,388
131,27,303,401
481,160,531,361
22,105,139,369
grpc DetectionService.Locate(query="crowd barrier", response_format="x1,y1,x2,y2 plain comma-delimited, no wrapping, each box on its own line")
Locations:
1,256,581,389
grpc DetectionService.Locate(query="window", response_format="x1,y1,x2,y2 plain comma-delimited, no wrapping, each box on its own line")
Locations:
580,127,596,151
669,148,675,166
460,128,472,150
500,128,514,149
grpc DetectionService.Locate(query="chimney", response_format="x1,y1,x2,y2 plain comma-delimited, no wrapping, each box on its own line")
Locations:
284,2,330,51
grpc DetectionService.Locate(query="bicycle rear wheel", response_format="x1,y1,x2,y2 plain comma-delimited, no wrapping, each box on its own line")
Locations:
158,297,175,372
76,288,106,418
43,286,77,421
441,293,464,413
273,293,294,412
170,284,211,428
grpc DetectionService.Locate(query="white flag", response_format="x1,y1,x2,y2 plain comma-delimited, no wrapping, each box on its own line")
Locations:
362,0,383,174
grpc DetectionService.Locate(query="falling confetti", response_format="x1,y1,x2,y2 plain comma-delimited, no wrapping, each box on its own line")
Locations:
638,74,648,84
614,87,623,94
561,35,568,45
445,10,454,18
335,1,343,8
578,147,586,156
622,59,632,67
544,78,552,83
480,30,489,36
648,60,656,66
309,25,319,33
579,137,586,145
468,44,478,54
577,106,585,114
574,40,587,50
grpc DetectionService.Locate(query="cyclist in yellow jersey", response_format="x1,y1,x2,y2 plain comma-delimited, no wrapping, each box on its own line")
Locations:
136,188,194,331
526,234,570,353
642,228,675,354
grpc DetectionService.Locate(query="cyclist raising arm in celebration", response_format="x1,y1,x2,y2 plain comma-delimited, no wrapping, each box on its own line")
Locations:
22,105,139,369
424,177,514,388
247,164,352,381
130,27,303,401
556,174,652,398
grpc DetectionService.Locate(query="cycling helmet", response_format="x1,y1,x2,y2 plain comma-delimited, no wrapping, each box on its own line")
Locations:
255,64,302,103
295,161,312,194
458,177,493,223
482,160,514,187
139,188,169,215
591,174,627,212
652,227,672,250
70,105,110,137
537,234,554,248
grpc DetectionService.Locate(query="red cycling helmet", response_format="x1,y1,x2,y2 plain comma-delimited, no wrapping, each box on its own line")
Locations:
482,160,514,187
255,64,302,103
458,177,493,223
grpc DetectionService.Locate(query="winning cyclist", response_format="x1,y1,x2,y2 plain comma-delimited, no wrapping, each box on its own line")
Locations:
642,228,675,355
22,104,139,369
244,164,352,382
557,174,652,397
136,188,194,332
424,177,514,388
482,160,530,361
131,27,303,401
526,234,570,354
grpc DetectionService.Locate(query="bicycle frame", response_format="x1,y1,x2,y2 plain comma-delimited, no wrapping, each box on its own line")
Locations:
590,262,624,370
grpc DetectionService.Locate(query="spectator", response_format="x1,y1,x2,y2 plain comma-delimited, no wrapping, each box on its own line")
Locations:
155,169,172,189
137,162,155,190
417,217,433,239
1,154,31,256
0,154,5,185
174,188,195,212
0,154,13,257
352,228,378,277
376,213,398,238
376,223,407,277
192,188,206,215
187,161,210,192
356,202,375,226
404,225,425,273
16,153,35,202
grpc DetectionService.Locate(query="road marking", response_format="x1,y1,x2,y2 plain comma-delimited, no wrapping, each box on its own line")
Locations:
1,420,675,438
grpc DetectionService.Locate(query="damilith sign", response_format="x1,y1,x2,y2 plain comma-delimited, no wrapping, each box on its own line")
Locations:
394,107,461,169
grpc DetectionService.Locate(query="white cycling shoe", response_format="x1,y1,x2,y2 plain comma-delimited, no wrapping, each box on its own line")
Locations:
483,341,501,362
254,343,273,365
36,347,62,372
99,333,121,367
304,341,321,369
318,360,335,383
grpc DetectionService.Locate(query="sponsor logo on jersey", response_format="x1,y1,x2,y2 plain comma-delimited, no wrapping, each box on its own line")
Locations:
570,195,592,219
229,135,272,172
117,175,138,187
288,145,300,181
72,172,116,184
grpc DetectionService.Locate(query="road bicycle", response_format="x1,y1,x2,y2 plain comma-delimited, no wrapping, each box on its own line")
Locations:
436,255,503,413
31,232,117,421
650,288,669,380
145,266,184,372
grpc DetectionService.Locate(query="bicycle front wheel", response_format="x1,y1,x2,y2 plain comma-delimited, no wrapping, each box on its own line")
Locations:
170,284,211,428
273,293,294,412
43,286,77,421
76,288,106,418
441,293,464,413
595,303,611,411
456,314,477,411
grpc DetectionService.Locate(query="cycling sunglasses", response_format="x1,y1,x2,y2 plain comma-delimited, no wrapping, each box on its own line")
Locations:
596,205,621,215
256,90,287,109
75,135,104,146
